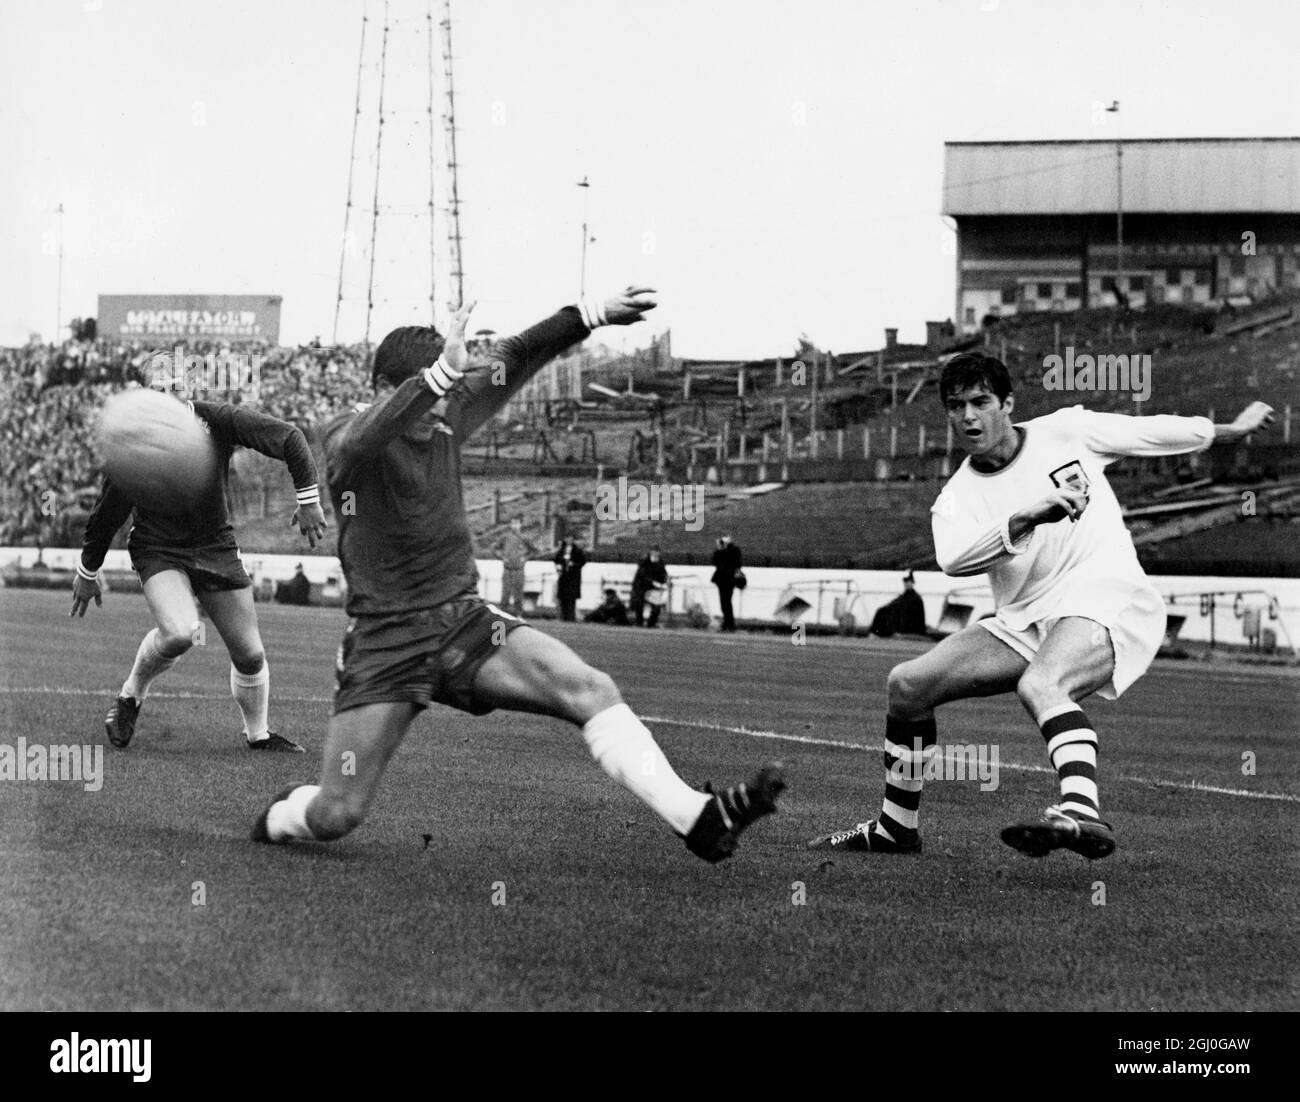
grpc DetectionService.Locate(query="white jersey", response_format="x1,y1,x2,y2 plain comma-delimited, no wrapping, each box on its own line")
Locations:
931,406,1213,630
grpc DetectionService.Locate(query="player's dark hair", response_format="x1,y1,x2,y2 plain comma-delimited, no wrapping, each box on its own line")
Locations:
939,352,1012,405
371,325,445,388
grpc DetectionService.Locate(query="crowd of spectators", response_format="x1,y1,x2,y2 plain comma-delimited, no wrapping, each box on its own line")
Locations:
0,334,450,546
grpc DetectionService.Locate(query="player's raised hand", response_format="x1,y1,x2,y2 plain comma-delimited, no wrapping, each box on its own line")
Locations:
70,571,102,618
291,502,329,548
1230,401,1275,438
602,286,658,326
442,300,477,375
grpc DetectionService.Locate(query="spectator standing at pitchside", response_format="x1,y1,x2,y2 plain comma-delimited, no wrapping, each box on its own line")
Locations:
554,536,586,622
630,546,668,628
495,517,534,616
711,534,744,632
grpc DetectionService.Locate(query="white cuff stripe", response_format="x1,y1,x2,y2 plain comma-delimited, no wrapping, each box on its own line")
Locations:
295,486,319,504
422,355,464,397
76,563,98,581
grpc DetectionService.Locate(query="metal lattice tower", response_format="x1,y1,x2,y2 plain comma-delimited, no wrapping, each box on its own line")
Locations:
440,0,465,312
333,0,465,349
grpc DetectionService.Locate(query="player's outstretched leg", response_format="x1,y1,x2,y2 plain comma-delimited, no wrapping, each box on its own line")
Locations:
808,622,1024,854
253,701,416,842
472,626,785,862
200,587,303,752
107,570,200,747
1001,617,1116,859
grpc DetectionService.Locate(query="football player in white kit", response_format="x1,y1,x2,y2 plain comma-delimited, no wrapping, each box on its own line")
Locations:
810,352,1275,860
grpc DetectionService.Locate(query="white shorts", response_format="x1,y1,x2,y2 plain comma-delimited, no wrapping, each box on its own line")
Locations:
979,578,1167,700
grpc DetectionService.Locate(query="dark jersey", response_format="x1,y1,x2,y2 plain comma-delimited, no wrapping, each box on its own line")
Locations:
323,306,589,616
80,400,319,570
631,557,668,595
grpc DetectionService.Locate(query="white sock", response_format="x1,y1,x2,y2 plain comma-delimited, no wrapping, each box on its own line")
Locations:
266,784,321,842
231,663,270,741
121,629,179,702
581,703,709,835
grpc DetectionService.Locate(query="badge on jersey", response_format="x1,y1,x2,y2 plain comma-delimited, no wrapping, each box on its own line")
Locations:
1049,459,1090,494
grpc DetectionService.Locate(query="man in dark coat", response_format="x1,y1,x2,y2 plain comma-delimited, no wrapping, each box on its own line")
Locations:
869,572,928,637
276,562,312,606
554,537,586,622
710,535,743,633
630,547,668,628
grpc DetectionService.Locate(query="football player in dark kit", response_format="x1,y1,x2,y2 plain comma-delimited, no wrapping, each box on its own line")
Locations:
71,395,328,751
253,289,785,862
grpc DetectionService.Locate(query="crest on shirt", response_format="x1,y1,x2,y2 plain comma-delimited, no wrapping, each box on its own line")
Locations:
1049,459,1090,494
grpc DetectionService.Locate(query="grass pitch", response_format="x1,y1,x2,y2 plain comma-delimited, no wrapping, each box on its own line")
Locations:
1,589,1296,1011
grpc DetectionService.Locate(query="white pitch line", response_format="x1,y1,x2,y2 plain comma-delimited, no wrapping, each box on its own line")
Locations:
0,686,327,704
2,686,1294,804
642,715,1300,805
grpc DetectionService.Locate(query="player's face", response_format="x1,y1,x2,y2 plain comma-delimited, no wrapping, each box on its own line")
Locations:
375,374,448,441
945,384,1014,457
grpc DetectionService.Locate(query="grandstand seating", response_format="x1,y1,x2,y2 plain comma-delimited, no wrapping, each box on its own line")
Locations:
3,294,1295,577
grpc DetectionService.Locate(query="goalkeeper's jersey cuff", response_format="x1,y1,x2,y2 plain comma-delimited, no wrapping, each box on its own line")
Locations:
422,355,464,398
295,485,320,507
76,562,99,581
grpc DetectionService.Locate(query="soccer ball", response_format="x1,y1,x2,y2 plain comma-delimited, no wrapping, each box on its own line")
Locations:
97,388,218,514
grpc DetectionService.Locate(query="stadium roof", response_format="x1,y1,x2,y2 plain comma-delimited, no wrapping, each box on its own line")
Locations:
943,138,1300,216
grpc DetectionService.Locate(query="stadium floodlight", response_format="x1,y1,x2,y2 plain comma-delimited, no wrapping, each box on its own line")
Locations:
578,176,591,298
1106,101,1123,304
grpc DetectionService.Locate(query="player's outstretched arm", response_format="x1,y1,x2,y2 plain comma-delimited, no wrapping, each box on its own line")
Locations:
1076,406,1217,459
71,478,133,617
448,287,657,440
201,403,329,546
333,301,476,460
1212,401,1276,445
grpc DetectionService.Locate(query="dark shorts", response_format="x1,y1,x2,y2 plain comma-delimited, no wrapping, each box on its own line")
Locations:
332,595,530,716
131,537,251,592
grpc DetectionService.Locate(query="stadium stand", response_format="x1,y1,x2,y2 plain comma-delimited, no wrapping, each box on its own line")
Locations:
2,292,1295,578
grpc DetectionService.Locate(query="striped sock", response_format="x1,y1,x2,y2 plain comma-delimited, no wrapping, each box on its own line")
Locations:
1038,703,1100,820
875,715,937,842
